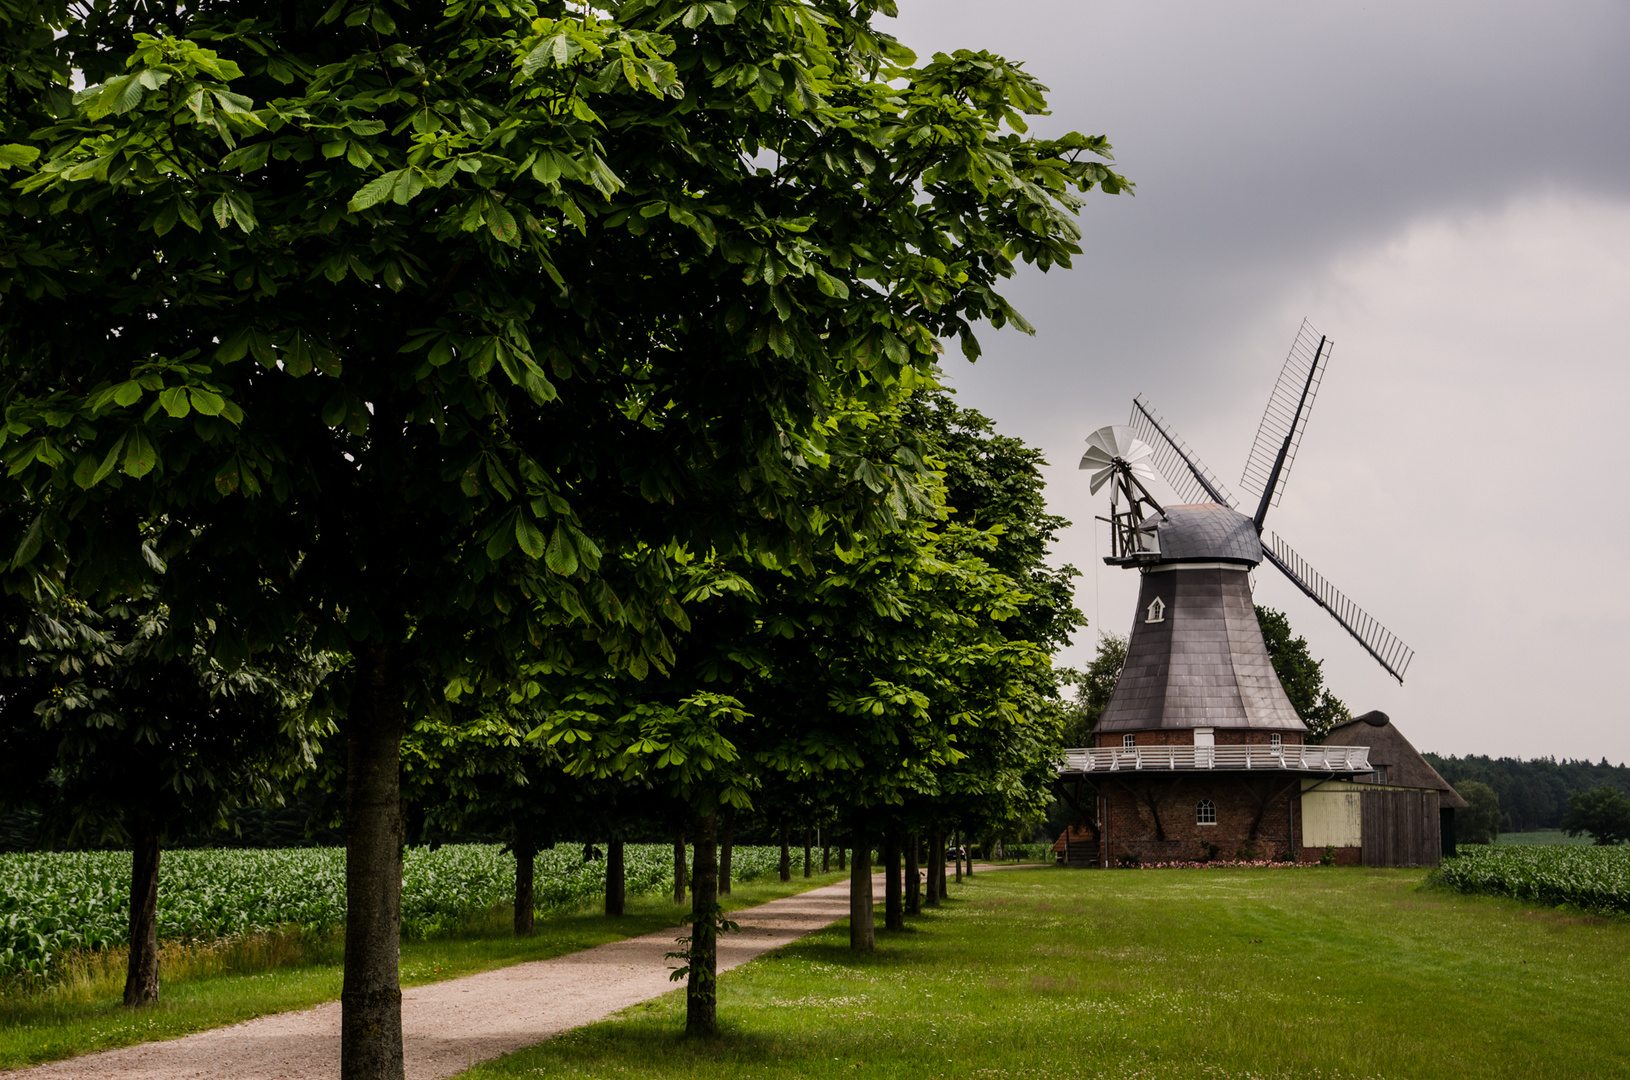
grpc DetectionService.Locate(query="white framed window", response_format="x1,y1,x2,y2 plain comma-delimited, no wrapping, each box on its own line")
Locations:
1123,734,1136,748
1270,733,1282,748
1145,596,1166,623
1197,800,1217,825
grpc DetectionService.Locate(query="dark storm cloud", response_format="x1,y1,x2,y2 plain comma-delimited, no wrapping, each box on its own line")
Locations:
881,2,1630,760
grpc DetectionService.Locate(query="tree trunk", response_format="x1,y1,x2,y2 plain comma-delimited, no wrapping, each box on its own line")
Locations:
686,809,719,1036
123,817,161,1007
606,837,625,916
513,822,536,937
955,830,963,883
848,834,874,951
341,648,406,1080
803,828,813,878
718,809,734,897
673,832,687,904
905,832,921,915
822,841,830,873
926,829,943,906
838,842,847,872
883,828,903,931
966,833,976,877
778,826,791,882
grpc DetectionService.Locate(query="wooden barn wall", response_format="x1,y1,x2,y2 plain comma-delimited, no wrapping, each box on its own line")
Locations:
1360,789,1441,867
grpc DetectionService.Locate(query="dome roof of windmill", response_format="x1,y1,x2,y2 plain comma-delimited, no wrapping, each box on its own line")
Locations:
1138,504,1262,565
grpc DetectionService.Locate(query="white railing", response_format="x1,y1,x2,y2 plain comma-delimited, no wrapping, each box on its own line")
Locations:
1058,744,1370,774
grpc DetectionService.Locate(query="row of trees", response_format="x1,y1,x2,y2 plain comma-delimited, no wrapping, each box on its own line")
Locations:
1428,754,1630,833
0,1,1127,1076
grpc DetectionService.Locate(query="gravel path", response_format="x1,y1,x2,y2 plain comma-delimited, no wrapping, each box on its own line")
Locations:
4,876,869,1080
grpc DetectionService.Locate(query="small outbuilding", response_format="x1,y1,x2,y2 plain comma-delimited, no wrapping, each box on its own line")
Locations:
1317,710,1468,861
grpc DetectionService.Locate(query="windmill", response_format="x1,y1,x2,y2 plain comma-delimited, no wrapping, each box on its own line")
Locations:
1051,333,1422,869
1119,319,1414,684
1082,320,1414,693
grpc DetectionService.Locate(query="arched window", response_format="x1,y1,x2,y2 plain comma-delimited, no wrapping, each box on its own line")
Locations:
1196,800,1217,825
1123,734,1136,748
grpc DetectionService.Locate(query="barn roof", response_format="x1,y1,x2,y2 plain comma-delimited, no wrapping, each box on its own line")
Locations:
1323,711,1469,809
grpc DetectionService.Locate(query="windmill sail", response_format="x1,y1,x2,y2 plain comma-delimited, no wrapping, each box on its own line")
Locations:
1262,532,1415,684
1241,320,1331,521
1129,395,1237,508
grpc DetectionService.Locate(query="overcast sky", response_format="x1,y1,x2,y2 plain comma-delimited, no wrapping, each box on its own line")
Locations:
886,2,1630,763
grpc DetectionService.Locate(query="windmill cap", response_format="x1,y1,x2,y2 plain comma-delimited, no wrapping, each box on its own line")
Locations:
1138,504,1262,565
1355,710,1390,727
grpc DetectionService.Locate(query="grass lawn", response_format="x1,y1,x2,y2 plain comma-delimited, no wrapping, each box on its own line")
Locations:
0,871,846,1070
465,865,1630,1080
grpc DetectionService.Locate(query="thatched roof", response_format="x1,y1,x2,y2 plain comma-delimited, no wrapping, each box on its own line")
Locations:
1323,711,1468,809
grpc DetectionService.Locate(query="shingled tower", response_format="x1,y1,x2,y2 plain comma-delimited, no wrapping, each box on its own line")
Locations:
1096,504,1305,738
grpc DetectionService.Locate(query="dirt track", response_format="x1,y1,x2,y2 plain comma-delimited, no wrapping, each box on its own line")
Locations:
4,876,869,1080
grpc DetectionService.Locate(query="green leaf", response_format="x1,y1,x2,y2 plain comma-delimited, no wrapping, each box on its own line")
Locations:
485,513,517,559
122,428,157,478
348,170,401,212
214,455,242,495
0,144,40,170
158,386,191,418
189,388,228,416
220,142,271,173
487,203,519,245
112,381,143,407
545,521,579,575
216,326,253,363
321,395,348,428
515,514,547,560
11,514,43,567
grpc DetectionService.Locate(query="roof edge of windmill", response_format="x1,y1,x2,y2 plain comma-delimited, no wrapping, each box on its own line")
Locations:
1140,503,1263,566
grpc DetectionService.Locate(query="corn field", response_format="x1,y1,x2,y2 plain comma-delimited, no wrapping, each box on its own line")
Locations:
0,843,786,980
1435,844,1630,915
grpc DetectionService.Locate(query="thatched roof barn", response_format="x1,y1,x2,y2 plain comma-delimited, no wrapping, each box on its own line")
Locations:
1323,711,1468,810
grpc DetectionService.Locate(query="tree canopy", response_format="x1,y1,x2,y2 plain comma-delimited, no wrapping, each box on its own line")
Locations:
1255,606,1349,740
0,0,1126,1069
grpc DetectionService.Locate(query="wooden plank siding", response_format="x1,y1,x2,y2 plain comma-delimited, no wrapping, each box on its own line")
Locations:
1360,789,1441,867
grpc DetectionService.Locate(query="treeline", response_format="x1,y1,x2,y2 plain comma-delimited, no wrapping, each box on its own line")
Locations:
1426,754,1630,833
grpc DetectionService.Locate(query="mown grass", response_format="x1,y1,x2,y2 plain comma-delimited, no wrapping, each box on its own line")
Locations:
465,865,1630,1080
0,871,846,1070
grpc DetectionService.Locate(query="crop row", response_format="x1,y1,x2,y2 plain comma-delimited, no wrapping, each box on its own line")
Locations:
0,843,786,980
1435,844,1630,915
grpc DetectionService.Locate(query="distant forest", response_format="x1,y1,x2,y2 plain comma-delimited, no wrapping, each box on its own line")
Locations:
1426,754,1630,833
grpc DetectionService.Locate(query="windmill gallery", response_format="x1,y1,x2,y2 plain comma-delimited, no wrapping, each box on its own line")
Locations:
1053,324,1464,868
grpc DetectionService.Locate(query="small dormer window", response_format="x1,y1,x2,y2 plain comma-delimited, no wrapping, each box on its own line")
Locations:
1270,733,1282,748
1197,800,1217,825
1374,765,1389,783
1123,734,1136,748
1145,597,1166,624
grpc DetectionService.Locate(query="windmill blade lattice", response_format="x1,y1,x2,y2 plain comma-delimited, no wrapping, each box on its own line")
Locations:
1262,531,1415,684
1241,320,1332,513
1128,395,1237,508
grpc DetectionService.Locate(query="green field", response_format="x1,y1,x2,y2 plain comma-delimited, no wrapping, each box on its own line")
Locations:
466,865,1630,1080
1493,829,1593,846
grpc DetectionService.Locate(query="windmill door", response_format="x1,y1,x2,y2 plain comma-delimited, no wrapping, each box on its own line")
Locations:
1194,728,1214,767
